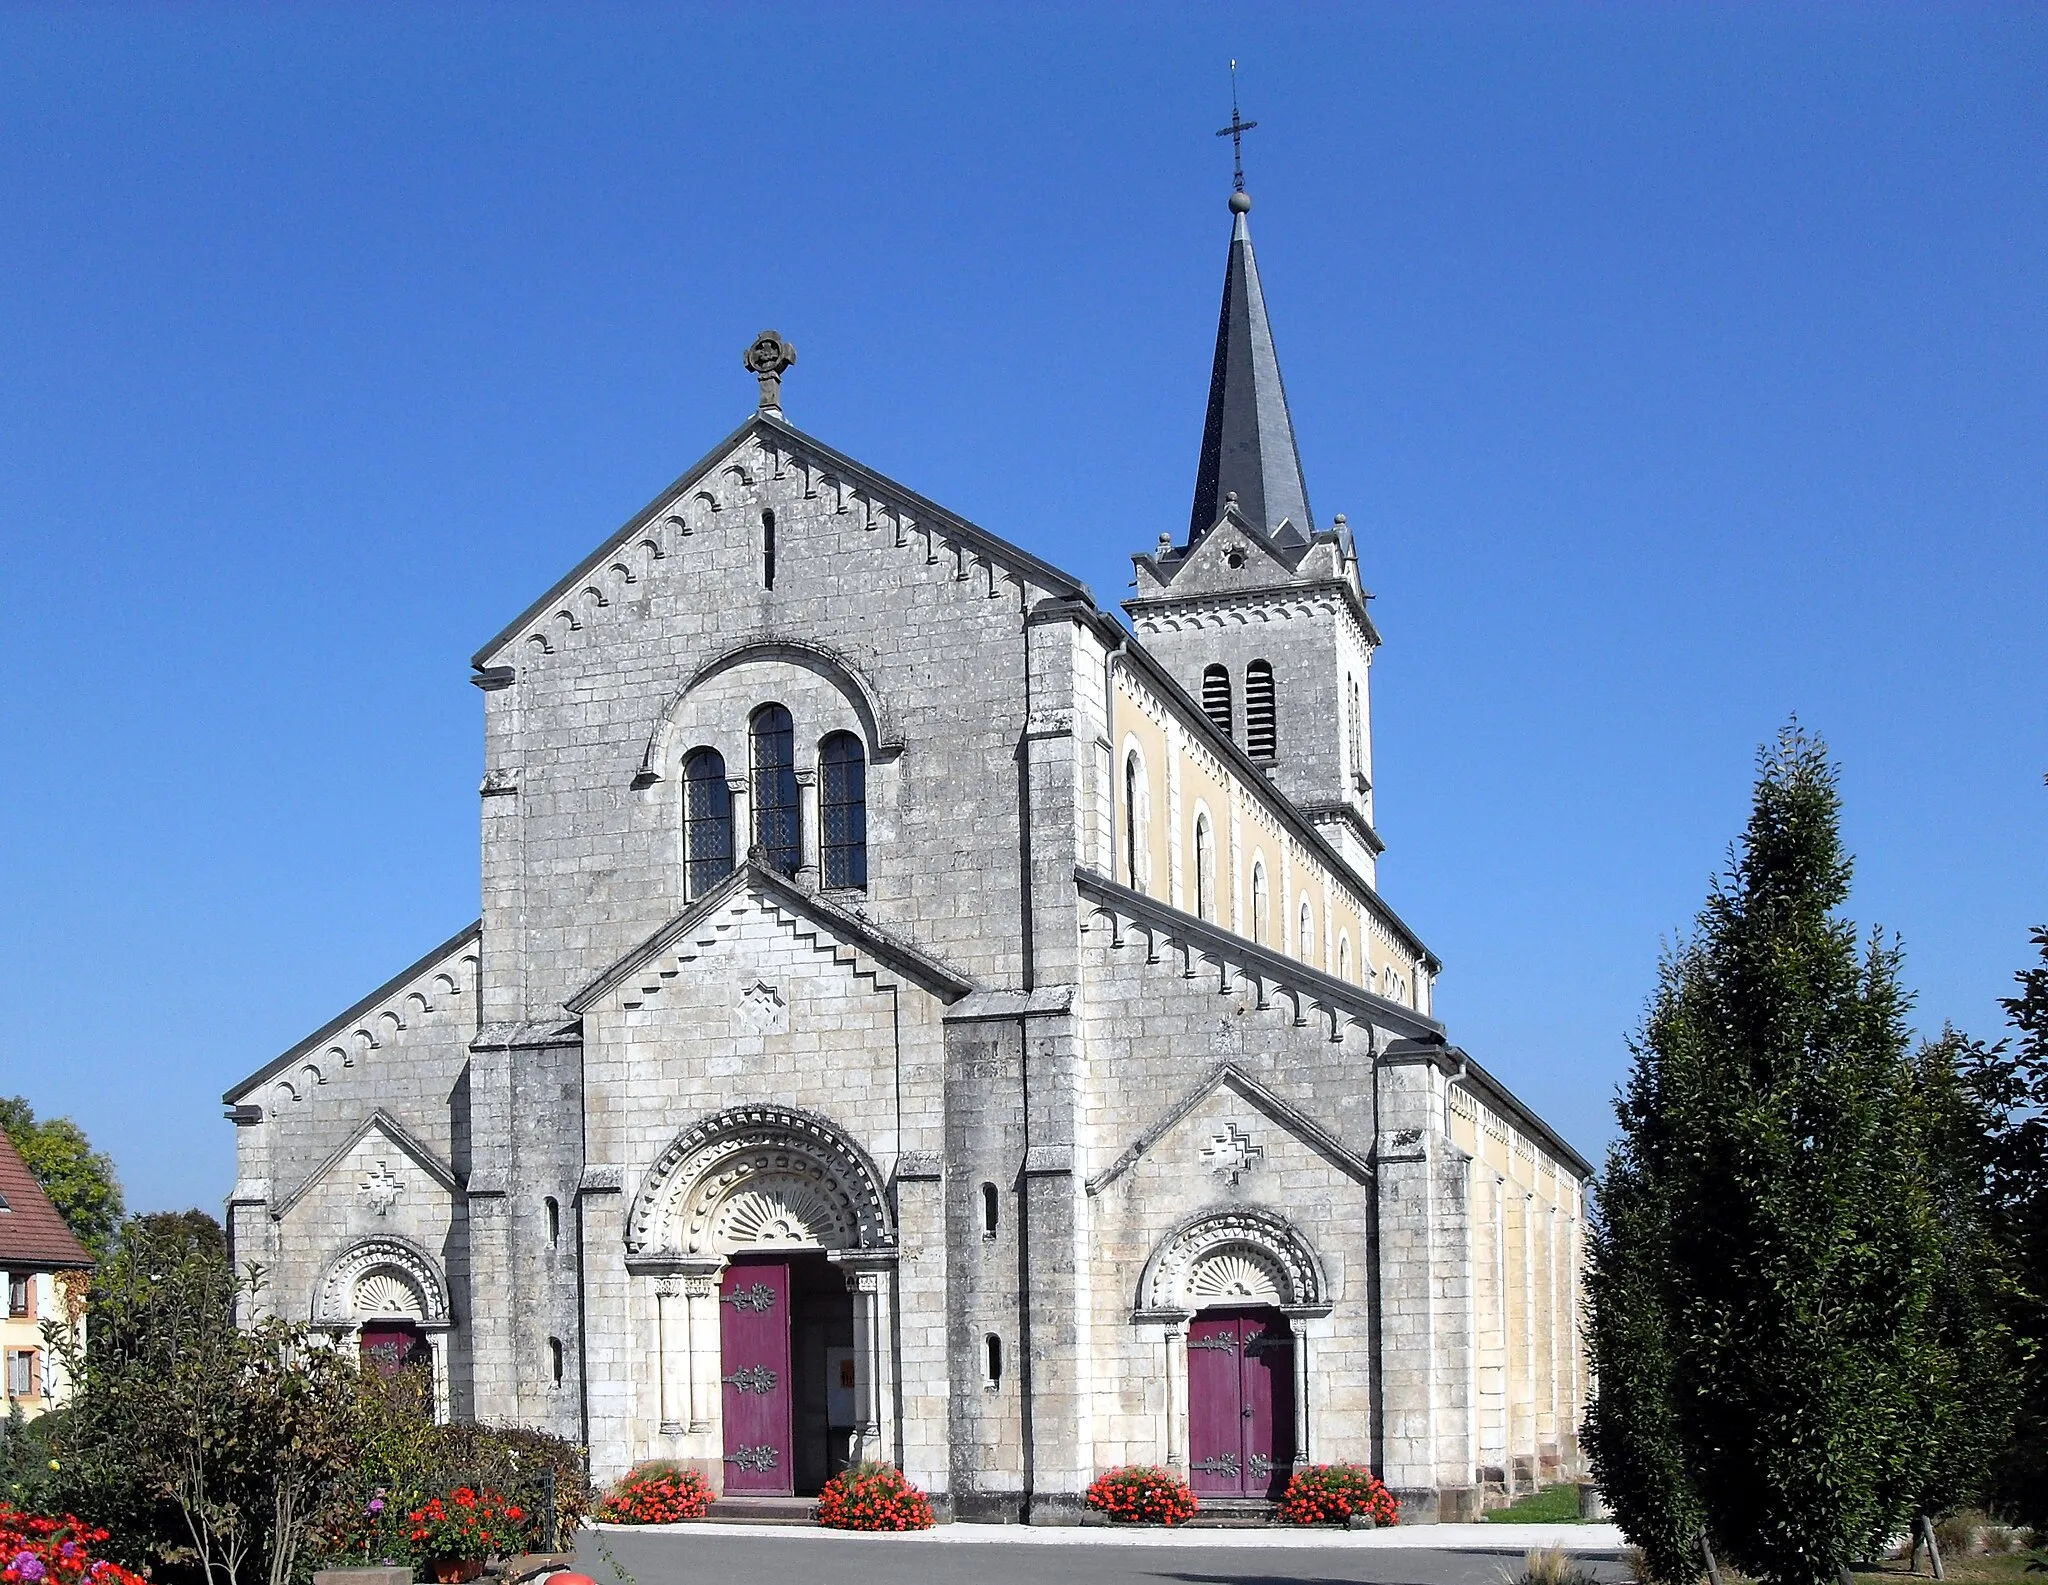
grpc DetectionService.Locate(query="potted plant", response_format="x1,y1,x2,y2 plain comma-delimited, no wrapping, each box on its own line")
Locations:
405,1488,527,1582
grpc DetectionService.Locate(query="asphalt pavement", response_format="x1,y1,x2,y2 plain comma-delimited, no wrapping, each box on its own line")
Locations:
576,1524,1629,1585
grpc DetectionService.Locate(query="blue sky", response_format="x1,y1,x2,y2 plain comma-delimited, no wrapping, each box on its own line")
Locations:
2,5,2042,1215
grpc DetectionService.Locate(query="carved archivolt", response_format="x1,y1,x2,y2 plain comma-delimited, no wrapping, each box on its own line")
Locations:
1137,1205,1330,1316
314,1236,449,1327
627,1104,893,1258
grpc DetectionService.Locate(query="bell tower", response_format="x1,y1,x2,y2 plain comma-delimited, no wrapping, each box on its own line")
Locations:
1123,184,1384,885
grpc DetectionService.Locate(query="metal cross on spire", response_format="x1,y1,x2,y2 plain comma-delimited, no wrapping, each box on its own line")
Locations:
1215,59,1258,193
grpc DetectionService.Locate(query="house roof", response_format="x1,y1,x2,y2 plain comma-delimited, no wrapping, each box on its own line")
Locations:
0,1131,94,1271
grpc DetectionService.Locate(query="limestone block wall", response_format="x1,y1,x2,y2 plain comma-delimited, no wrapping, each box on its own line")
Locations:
474,424,1082,1031
570,889,951,1484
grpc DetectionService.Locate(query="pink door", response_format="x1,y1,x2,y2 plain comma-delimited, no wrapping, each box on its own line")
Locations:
719,1260,793,1494
1186,1309,1296,1499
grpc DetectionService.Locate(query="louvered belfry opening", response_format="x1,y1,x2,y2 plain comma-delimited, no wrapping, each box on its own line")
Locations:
1245,661,1276,760
1201,664,1234,739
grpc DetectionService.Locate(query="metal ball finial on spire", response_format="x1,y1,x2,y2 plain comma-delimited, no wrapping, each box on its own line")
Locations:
1216,58,1258,202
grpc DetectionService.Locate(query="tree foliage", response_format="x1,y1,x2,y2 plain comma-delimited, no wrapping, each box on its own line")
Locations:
0,1097,125,1259
1585,726,2017,1585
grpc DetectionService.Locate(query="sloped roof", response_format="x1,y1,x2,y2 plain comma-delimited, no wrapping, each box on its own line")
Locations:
0,1131,93,1270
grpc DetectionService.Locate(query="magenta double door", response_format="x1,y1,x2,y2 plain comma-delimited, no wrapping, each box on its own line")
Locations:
1187,1308,1295,1500
719,1259,794,1494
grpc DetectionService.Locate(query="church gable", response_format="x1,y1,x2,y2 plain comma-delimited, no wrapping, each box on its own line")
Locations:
471,414,1089,678
269,1108,459,1263
1088,1062,1372,1198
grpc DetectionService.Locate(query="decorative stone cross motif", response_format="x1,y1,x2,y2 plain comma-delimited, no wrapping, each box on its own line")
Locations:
1201,1121,1264,1186
360,1161,404,1217
736,978,787,1035
743,330,797,411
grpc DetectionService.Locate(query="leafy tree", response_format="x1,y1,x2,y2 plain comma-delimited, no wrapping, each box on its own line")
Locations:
0,1096,125,1258
1586,726,2010,1585
1969,926,2048,1527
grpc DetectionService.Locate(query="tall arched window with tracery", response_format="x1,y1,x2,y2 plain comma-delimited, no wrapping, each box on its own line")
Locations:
1194,813,1216,922
1246,661,1277,760
819,731,867,890
750,704,801,876
1201,665,1234,740
682,747,734,897
1250,860,1269,945
1124,750,1150,894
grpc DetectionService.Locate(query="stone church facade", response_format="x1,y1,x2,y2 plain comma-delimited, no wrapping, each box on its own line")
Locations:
225,188,1591,1522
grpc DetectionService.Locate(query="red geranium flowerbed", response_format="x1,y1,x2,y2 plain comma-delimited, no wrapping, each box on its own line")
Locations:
1277,1464,1398,1526
596,1463,714,1524
1083,1466,1198,1526
0,1505,148,1585
814,1463,934,1532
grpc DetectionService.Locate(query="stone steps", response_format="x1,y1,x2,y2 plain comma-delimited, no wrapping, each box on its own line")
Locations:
702,1496,820,1526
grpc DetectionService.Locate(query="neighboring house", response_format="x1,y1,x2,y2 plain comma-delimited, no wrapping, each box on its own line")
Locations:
225,181,1592,1521
0,1132,92,1417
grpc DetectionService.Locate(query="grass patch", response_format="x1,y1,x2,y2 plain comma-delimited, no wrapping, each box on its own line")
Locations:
1486,1484,1587,1524
1855,1553,2046,1585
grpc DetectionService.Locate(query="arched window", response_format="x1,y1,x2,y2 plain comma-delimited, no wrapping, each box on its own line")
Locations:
1201,664,1233,739
984,1333,1003,1390
544,1196,560,1248
761,508,777,590
1250,861,1269,945
1194,813,1216,922
751,705,801,876
682,747,735,895
548,1336,564,1385
981,1182,999,1240
1124,750,1149,894
819,732,867,890
1338,934,1351,982
1299,900,1315,966
1246,661,1276,759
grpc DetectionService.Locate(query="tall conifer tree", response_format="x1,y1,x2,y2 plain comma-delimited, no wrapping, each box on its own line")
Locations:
1587,726,1973,1585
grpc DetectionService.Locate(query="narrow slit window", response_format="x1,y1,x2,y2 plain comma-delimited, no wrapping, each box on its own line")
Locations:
751,704,801,875
1300,900,1315,965
1347,676,1364,779
819,731,868,890
544,1196,560,1248
548,1336,564,1385
981,1182,999,1239
1201,664,1233,739
1246,660,1277,759
1251,862,1269,945
984,1333,1002,1390
762,508,776,589
683,747,735,895
1194,813,1216,922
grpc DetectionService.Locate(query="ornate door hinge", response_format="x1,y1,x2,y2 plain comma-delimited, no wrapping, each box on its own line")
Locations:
722,1366,779,1394
723,1445,779,1471
720,1283,776,1312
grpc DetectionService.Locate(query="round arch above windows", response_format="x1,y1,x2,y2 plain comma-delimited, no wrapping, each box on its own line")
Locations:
1135,1206,1332,1320
312,1236,451,1330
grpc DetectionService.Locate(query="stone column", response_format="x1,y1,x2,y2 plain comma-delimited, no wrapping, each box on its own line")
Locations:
832,1252,898,1465
794,769,819,890
682,1267,721,1432
726,778,749,872
1148,1315,1190,1467
656,1278,686,1433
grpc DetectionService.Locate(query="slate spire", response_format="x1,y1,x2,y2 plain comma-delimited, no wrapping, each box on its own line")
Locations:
1188,189,1316,549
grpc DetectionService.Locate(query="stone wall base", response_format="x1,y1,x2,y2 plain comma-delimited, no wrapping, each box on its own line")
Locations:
1392,1484,1482,1524
952,1488,1028,1523
1024,1492,1093,1526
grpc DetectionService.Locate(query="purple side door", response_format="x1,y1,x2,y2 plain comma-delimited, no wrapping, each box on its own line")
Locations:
719,1260,793,1494
1187,1310,1297,1499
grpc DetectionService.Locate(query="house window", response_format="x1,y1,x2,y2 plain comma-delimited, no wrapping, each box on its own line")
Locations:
6,1349,35,1399
819,732,868,890
1246,660,1276,759
981,1182,1000,1240
751,705,801,876
1194,814,1216,922
1124,750,1149,894
1251,861,1269,945
682,747,735,895
1201,665,1233,739
6,1275,28,1319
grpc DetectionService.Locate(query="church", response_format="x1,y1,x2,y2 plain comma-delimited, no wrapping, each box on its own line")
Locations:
224,179,1591,1524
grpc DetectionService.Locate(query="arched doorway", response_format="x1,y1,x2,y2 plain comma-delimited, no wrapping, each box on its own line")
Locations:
314,1236,452,1422
1136,1208,1332,1503
627,1106,896,1497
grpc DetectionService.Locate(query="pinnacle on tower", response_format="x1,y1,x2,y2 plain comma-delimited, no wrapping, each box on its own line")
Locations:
1187,187,1315,549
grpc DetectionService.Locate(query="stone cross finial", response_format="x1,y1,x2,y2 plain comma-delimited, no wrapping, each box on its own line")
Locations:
744,330,797,412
